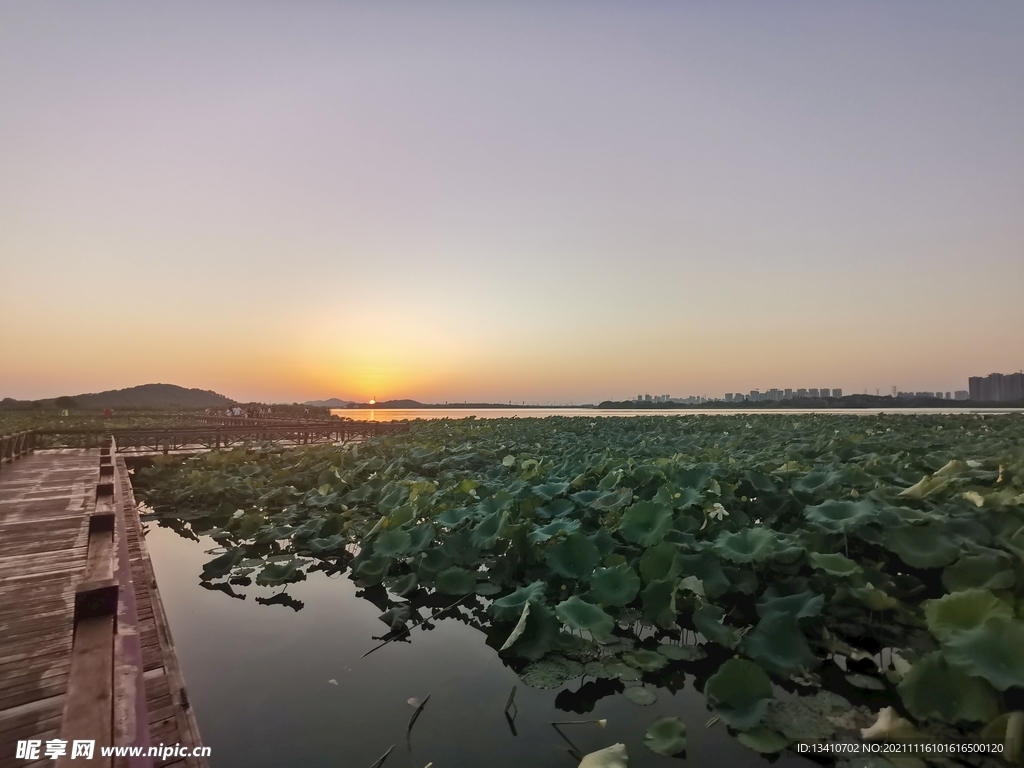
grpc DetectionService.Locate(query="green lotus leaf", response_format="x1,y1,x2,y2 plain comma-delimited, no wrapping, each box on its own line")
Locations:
639,541,682,584
441,530,481,565
374,527,412,557
692,603,742,649
942,554,1016,592
589,564,641,607
435,505,473,528
656,643,705,661
405,523,435,554
845,674,885,690
803,499,877,531
898,651,999,723
416,547,453,579
491,580,547,622
679,575,705,597
591,488,634,511
546,532,600,580
943,617,1024,691
762,698,837,743
390,572,418,596
434,566,477,595
624,649,668,672
623,686,658,706
532,481,570,501
705,658,774,730
924,589,1014,641
536,498,575,519
387,504,415,528
555,596,614,640
737,726,789,753
202,549,244,579
507,601,562,660
711,527,779,563
883,525,960,569
307,533,347,555
742,612,818,677
379,605,410,631
470,510,508,549
643,716,687,756
792,468,842,495
255,559,307,586
619,501,675,547
528,518,581,543
605,661,642,681
808,551,862,576
848,584,900,611
520,655,583,689
676,552,731,598
641,578,678,629
756,587,824,620
354,553,391,583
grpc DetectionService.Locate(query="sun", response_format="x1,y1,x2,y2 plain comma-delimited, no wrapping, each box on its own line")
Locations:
369,397,376,405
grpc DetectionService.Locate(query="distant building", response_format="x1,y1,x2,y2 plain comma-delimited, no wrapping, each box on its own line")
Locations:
784,388,793,400
644,394,652,402
819,388,830,398
725,393,734,403
749,389,760,402
767,388,782,401
955,390,969,401
832,388,843,398
945,392,951,400
796,388,807,398
808,388,819,398
969,372,1024,402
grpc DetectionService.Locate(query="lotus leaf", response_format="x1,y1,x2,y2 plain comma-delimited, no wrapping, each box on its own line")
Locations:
848,584,900,611
623,686,657,706
942,554,1016,592
643,717,687,756
373,527,412,557
792,468,841,495
845,674,885,690
737,726,789,753
521,655,583,689
638,541,681,584
500,602,531,651
711,527,779,563
255,559,307,586
742,612,818,677
924,589,1014,641
537,498,575,519
589,564,641,607
641,578,677,629
943,617,1024,691
578,744,628,768
756,587,824,620
509,602,562,660
656,643,705,661
435,505,473,527
808,552,861,576
492,581,547,622
379,605,411,631
470,510,508,549
619,501,674,547
546,533,600,580
441,530,481,565
705,658,774,730
624,649,668,672
762,698,836,743
679,575,705,597
202,549,244,579
354,554,390,583
883,525,960,568
434,566,477,595
533,481,570,501
555,596,615,640
692,603,742,649
898,473,949,500
307,533,346,555
676,552,731,598
416,547,453,579
980,712,1024,765
803,499,877,531
528,518,581,543
898,651,999,723
390,572,418,596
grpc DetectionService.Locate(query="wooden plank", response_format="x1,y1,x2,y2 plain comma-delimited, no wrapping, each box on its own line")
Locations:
56,615,114,768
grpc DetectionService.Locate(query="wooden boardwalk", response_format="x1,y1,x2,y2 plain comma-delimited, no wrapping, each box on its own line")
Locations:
0,449,206,768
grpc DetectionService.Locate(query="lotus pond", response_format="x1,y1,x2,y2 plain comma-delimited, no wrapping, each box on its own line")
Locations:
134,414,1024,767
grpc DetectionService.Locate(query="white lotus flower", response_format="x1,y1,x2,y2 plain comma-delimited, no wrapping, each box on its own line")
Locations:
708,503,729,521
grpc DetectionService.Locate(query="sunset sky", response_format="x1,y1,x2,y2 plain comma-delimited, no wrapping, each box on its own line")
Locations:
2,2,1022,404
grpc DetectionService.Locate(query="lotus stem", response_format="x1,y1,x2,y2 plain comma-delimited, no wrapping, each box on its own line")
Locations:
370,745,394,768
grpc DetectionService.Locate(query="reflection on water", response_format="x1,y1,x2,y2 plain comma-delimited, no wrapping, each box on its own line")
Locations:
146,525,814,768
335,407,1021,422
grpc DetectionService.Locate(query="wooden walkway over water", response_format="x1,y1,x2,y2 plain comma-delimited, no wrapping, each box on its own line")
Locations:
0,447,205,768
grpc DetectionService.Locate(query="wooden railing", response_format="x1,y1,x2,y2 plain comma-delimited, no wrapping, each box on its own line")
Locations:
57,439,152,767
0,429,35,466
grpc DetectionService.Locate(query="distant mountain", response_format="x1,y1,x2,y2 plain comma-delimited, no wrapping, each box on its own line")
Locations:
304,398,355,408
68,384,232,409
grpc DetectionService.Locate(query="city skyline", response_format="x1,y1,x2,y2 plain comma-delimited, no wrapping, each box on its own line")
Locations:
2,2,1023,404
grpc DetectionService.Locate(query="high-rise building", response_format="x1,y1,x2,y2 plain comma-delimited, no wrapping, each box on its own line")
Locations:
970,372,1024,402
725,393,734,403
644,394,652,402
820,388,830,398
796,388,807,398
955,390,968,400
808,388,819,398
832,388,843,398
784,388,793,400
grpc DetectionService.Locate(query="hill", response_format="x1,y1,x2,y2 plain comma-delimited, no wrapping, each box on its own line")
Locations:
67,384,232,409
304,398,355,408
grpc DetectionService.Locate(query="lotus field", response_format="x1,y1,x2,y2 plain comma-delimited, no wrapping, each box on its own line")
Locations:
135,414,1024,763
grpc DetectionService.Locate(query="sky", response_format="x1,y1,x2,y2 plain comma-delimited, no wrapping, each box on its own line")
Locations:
2,1,1022,404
